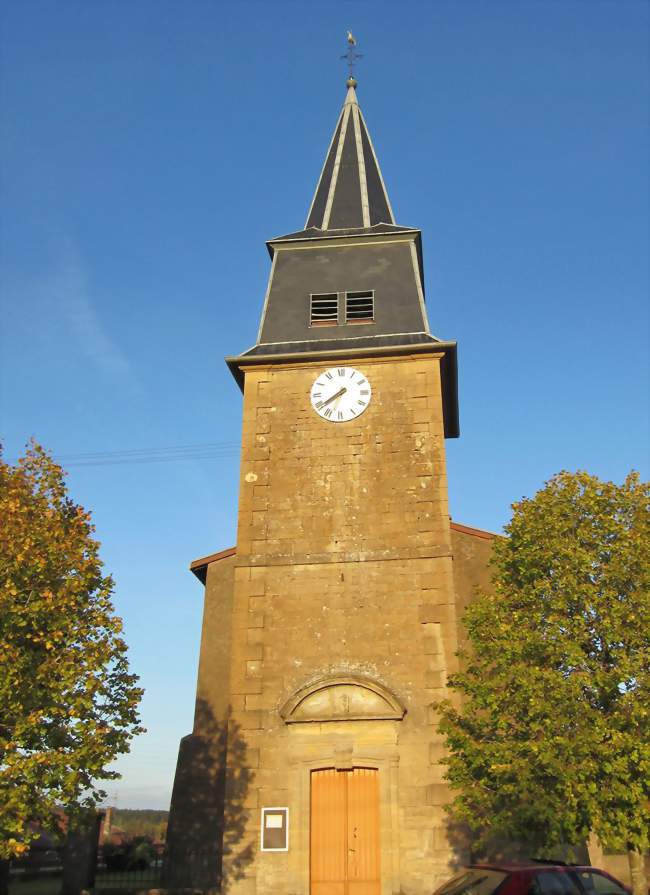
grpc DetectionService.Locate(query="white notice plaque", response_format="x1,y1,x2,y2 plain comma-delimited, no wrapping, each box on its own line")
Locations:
260,807,289,851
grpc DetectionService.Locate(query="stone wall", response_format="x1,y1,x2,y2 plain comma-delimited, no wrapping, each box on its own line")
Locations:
220,351,462,894
164,554,236,888
450,525,495,657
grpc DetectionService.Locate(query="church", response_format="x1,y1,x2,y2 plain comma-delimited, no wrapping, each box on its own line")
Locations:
164,73,496,895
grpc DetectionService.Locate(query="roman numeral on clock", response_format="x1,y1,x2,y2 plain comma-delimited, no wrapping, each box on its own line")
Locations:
311,368,371,422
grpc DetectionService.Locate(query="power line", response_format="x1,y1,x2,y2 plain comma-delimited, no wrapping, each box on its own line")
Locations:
5,442,241,468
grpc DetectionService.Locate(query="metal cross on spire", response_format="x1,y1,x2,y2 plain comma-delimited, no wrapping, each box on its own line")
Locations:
341,31,363,86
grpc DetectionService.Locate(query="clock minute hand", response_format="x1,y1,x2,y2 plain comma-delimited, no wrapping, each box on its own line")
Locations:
321,386,347,408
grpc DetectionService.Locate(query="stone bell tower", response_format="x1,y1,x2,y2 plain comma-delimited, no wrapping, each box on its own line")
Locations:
164,74,493,895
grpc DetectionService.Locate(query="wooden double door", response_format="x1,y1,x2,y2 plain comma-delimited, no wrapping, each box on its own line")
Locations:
310,767,381,895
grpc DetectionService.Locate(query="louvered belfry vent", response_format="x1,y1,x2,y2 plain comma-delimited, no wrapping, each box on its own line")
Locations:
310,294,339,326
346,291,374,324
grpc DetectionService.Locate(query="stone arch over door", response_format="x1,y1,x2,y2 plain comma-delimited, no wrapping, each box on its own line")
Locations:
281,675,404,893
280,674,406,724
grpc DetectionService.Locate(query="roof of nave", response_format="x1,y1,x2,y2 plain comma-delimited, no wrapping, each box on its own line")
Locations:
450,522,499,541
189,547,236,583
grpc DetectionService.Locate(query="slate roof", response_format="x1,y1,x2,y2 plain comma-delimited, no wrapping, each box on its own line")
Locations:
240,332,440,358
304,84,395,232
268,222,419,252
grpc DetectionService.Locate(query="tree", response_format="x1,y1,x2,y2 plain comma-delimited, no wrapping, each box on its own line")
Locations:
0,443,143,862
436,471,649,895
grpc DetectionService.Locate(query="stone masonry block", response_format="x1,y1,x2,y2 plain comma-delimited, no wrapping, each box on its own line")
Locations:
244,694,265,710
424,669,446,689
231,676,262,696
247,748,260,768
257,789,290,808
419,604,453,625
425,784,452,807
401,785,428,807
429,742,447,766
423,641,443,660
243,576,266,597
239,710,262,730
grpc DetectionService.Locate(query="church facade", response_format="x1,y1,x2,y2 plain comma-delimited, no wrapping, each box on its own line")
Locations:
164,77,495,895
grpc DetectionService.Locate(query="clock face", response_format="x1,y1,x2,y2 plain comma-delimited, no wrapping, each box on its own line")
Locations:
310,366,372,422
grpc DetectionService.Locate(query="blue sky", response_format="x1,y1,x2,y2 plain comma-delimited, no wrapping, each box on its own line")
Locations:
1,1,648,809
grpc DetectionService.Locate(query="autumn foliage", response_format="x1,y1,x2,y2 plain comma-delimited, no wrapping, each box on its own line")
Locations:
437,471,649,892
0,443,143,860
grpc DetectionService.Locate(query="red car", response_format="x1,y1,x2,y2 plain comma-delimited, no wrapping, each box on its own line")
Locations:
432,863,631,895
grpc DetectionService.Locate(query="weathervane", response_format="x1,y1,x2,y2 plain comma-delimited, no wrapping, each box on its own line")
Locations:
341,31,363,85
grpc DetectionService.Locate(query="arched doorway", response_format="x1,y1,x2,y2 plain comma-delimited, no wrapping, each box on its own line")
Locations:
281,674,405,893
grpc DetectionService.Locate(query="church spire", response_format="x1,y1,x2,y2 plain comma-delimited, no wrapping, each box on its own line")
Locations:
226,51,460,440
305,80,395,231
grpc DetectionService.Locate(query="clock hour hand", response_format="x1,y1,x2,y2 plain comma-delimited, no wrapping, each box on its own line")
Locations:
321,386,347,408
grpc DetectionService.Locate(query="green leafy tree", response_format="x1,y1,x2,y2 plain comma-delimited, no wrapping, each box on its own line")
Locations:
0,443,144,861
436,471,649,895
